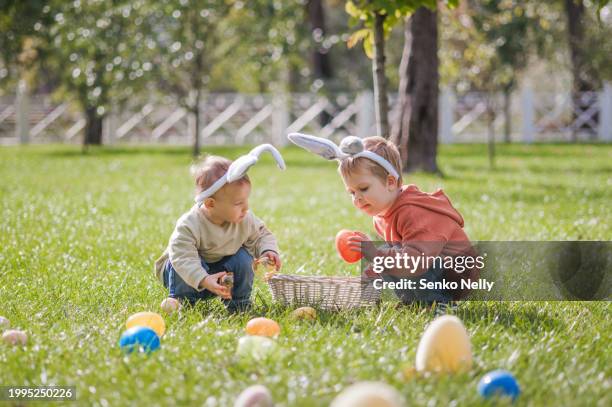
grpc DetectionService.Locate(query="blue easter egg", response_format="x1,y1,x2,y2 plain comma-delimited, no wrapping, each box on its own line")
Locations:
119,326,160,354
478,370,520,401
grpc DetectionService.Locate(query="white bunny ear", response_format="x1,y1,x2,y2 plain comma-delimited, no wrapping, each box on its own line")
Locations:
287,132,401,181
195,174,228,205
226,155,257,182
196,144,285,205
226,144,286,183
287,132,347,160
248,144,286,170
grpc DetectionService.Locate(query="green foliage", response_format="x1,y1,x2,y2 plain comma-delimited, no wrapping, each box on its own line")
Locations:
137,0,311,100
214,0,311,93
440,0,611,94
0,0,609,112
139,0,236,106
0,144,610,405
596,0,611,14
344,0,455,58
440,1,558,94
40,0,150,116
0,0,54,92
580,3,612,83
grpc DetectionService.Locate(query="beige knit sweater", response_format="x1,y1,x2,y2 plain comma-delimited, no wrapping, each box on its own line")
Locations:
154,205,278,290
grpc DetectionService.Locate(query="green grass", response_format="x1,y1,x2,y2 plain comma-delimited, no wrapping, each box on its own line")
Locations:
0,143,610,406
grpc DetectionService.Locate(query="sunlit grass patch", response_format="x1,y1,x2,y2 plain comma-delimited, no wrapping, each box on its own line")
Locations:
0,143,610,406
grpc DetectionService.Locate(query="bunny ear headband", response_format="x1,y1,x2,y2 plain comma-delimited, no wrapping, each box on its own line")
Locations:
287,133,399,179
195,144,286,206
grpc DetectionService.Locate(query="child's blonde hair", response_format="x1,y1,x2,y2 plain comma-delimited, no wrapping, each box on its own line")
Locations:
190,155,250,197
338,136,403,186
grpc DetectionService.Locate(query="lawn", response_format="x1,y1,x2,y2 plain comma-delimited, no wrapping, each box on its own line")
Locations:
0,143,610,406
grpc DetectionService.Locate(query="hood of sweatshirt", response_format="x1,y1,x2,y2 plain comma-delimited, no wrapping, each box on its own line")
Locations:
379,184,464,227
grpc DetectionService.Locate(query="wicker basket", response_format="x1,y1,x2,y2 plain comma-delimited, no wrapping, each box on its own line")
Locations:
266,274,381,310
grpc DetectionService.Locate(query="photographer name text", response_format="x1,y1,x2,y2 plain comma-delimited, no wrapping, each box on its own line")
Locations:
373,278,494,291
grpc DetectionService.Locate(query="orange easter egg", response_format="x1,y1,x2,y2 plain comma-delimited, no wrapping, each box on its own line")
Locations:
245,317,280,337
335,229,363,263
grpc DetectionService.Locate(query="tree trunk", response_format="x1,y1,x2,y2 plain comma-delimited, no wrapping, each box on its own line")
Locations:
15,79,30,144
565,0,598,139
503,88,511,143
487,106,496,169
84,106,103,146
391,8,439,173
192,91,201,157
307,0,332,81
192,48,203,157
372,12,389,139
307,0,333,127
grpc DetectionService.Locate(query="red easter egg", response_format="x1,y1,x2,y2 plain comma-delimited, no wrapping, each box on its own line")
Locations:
335,229,363,263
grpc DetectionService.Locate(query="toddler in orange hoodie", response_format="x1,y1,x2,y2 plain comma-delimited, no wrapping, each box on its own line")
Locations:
288,133,478,306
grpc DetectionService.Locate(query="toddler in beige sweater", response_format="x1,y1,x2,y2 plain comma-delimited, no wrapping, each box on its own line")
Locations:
155,145,285,311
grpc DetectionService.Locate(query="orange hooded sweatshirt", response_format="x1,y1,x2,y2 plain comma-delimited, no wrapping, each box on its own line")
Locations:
372,184,478,299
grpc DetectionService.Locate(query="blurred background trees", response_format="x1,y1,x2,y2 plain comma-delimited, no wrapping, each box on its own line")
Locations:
141,0,237,156
45,1,151,147
0,0,610,161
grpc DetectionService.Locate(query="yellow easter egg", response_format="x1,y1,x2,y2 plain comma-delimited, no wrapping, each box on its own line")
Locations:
330,381,404,407
291,307,317,321
2,329,27,346
126,312,165,337
160,298,181,314
245,317,280,337
415,315,472,374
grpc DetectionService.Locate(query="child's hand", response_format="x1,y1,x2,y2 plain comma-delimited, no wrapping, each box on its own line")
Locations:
362,265,379,279
347,231,377,261
199,272,232,300
253,252,281,281
261,251,282,271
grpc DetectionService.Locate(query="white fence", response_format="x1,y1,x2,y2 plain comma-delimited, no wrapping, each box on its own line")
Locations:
1,84,611,145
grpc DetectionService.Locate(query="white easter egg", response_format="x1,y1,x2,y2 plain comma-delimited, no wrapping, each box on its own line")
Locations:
0,316,9,330
415,315,472,374
234,384,274,407
236,336,276,360
160,297,181,314
2,329,27,346
330,381,404,407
